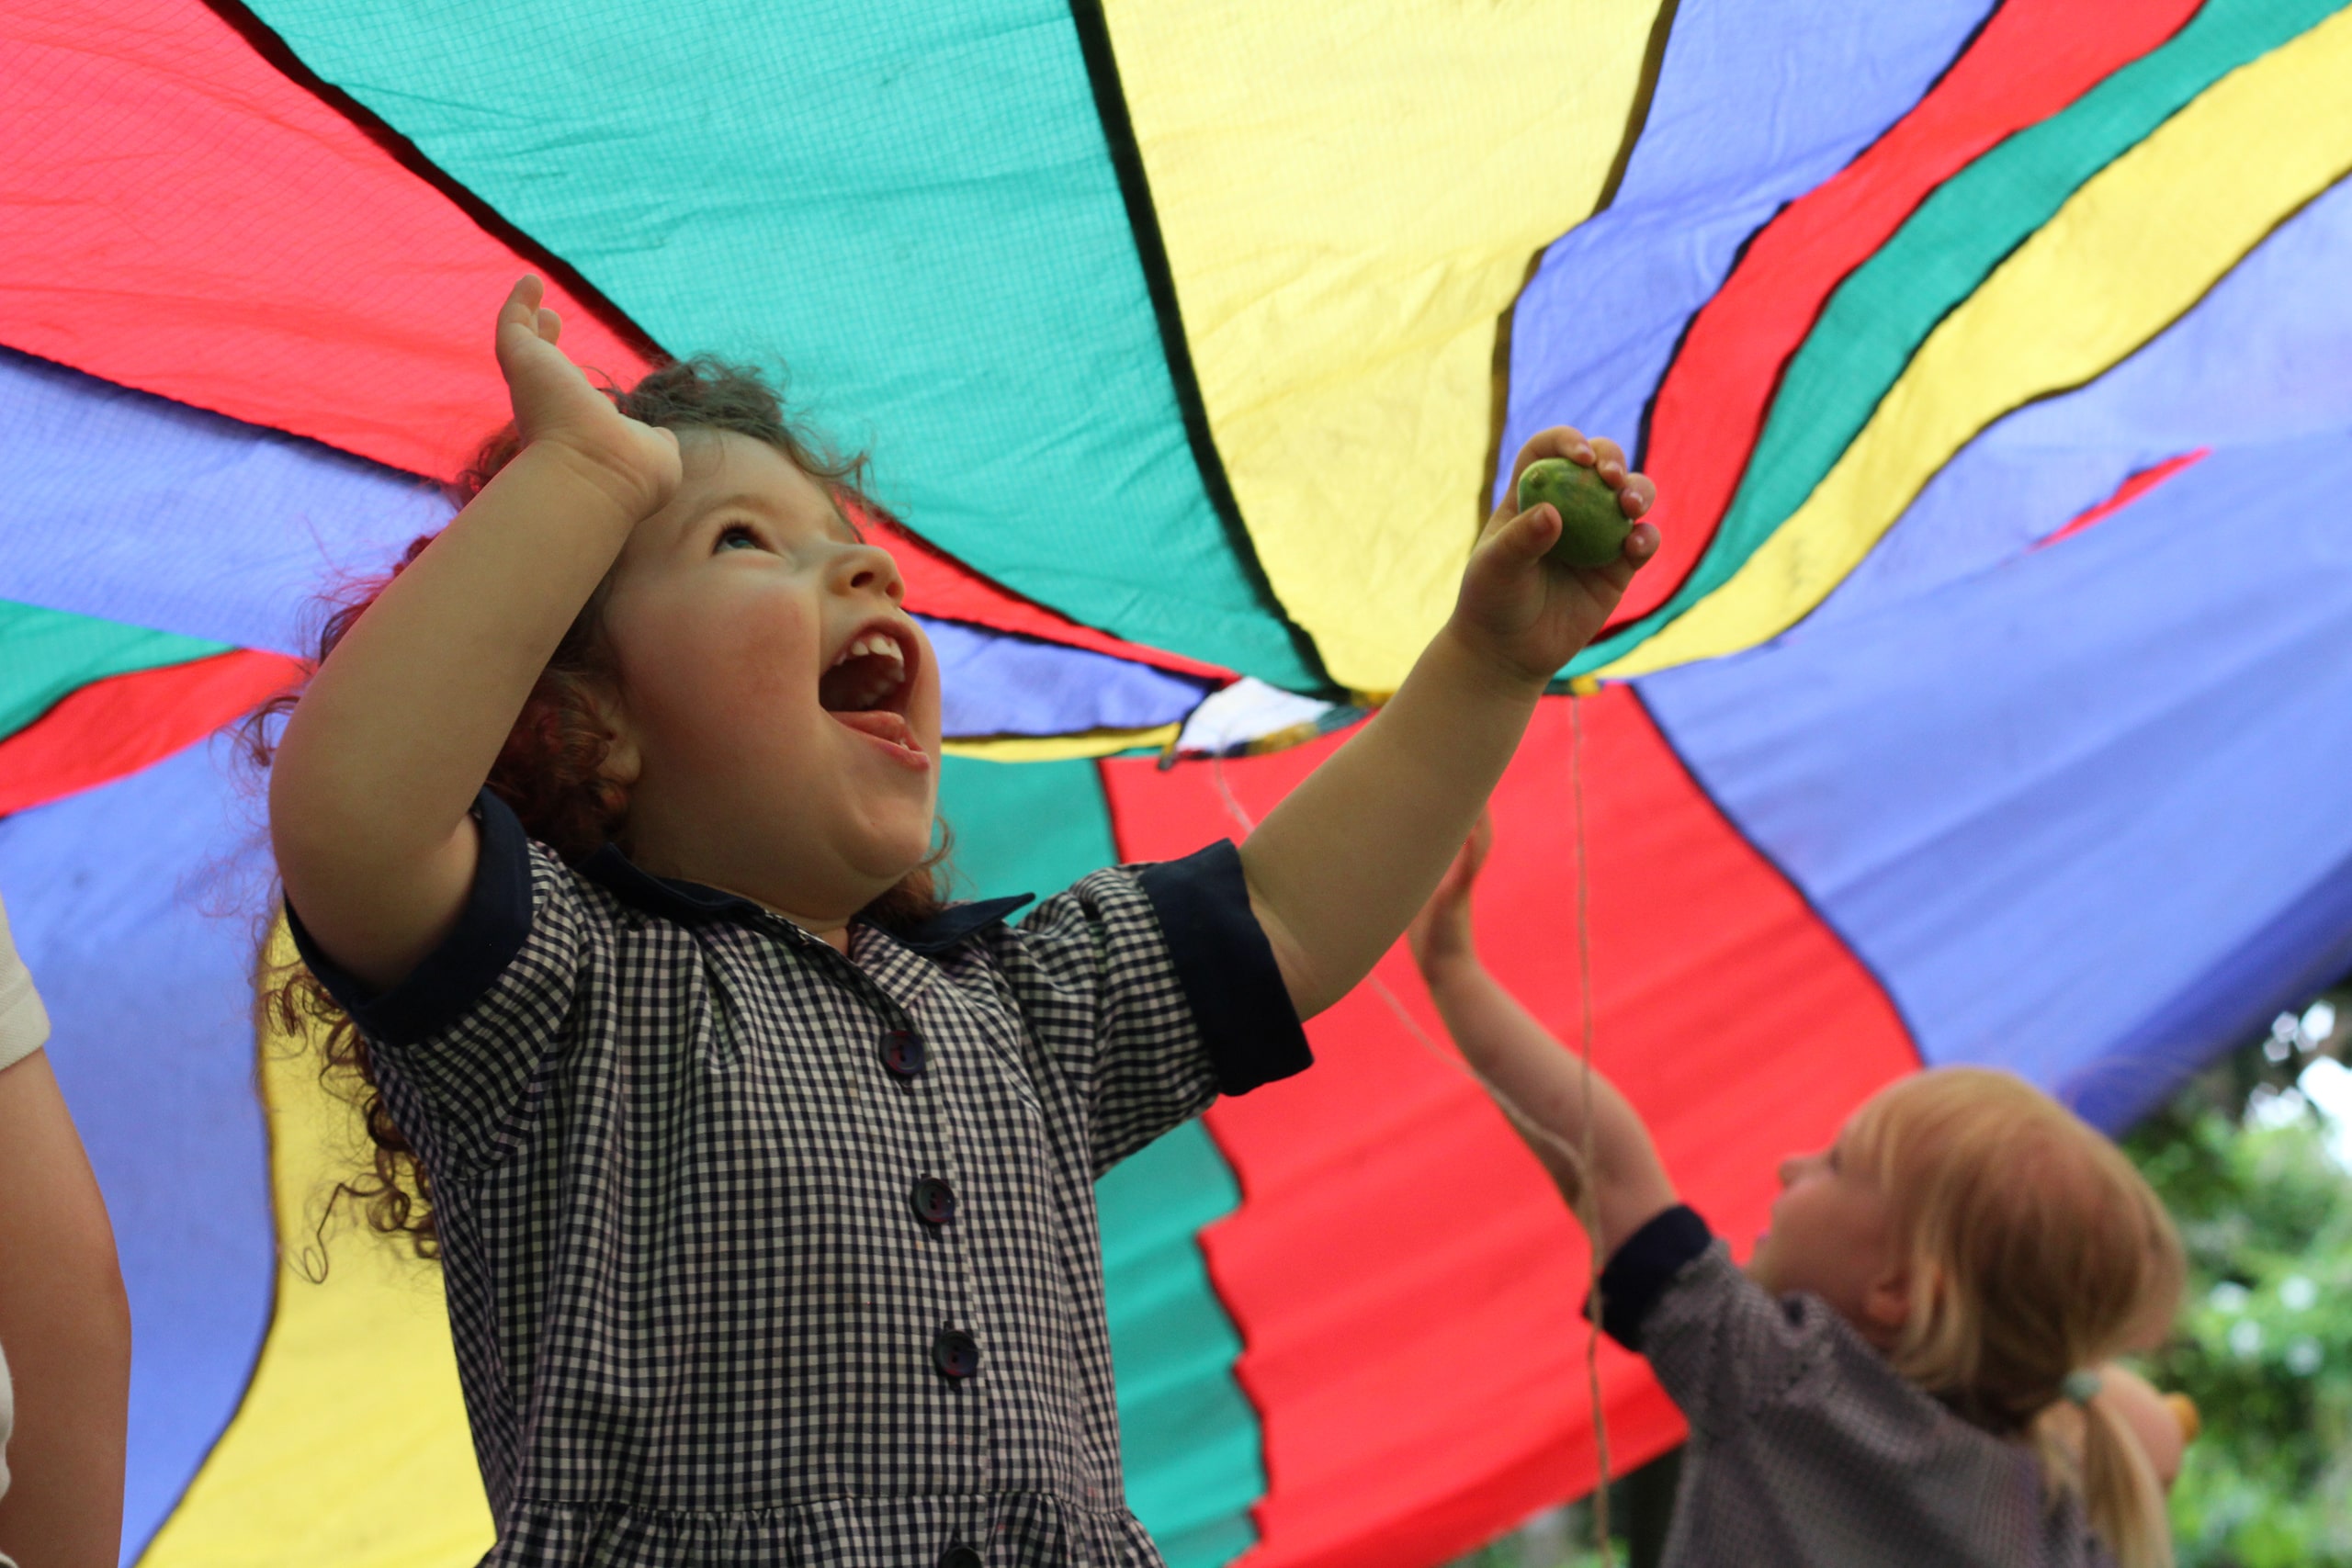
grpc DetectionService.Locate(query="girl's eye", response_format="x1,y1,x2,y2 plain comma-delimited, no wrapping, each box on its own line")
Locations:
716,524,762,552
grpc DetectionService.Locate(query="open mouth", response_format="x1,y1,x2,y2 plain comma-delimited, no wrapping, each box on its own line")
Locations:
819,622,922,755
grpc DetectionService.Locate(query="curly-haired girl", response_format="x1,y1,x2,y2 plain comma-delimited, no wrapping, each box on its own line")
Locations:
265,276,1659,1566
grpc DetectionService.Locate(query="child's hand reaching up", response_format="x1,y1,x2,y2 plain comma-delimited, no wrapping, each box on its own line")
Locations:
1408,817,1679,1249
275,280,693,993
1453,429,1658,685
1407,811,1493,976
494,276,681,519
1234,426,1653,1021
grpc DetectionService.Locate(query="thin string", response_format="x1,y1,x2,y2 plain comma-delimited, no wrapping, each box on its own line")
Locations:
1207,740,1616,1557
1571,693,1614,1563
1204,763,1568,1156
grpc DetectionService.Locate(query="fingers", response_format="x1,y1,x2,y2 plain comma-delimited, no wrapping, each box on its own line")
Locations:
1501,427,1656,521
494,278,551,385
1503,426,1592,502
495,277,563,345
1498,502,1564,568
1452,814,1492,894
1577,438,1650,510
1502,500,1658,578
1588,435,1626,487
498,275,544,332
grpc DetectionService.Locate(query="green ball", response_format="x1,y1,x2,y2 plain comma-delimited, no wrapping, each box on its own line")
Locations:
1516,457,1629,570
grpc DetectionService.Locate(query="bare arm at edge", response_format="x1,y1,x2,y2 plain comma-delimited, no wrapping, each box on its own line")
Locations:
0,1050,130,1568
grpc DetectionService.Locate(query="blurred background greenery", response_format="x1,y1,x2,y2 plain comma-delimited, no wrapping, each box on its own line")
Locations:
1444,987,2352,1568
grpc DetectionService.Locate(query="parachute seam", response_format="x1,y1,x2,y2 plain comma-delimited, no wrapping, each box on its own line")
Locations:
194,0,670,373
1062,0,1340,698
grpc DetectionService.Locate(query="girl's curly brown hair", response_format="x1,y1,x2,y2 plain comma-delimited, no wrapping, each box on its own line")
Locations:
253,357,948,1258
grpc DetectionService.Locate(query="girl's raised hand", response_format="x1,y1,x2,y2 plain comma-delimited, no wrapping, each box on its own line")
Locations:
1408,810,1494,974
1453,427,1658,686
493,276,681,518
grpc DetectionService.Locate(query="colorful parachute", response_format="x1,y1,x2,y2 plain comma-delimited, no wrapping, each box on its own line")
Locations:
5,0,2351,1562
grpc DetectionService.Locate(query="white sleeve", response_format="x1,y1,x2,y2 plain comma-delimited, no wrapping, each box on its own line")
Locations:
0,891,52,1074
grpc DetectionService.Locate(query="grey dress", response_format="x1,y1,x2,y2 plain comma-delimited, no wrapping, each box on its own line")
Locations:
1600,1208,2117,1568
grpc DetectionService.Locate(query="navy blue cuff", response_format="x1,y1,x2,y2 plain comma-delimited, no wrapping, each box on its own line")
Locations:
1136,840,1312,1096
1590,1203,1713,1353
285,790,537,1048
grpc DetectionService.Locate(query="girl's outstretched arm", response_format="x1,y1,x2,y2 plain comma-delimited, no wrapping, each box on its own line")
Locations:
270,278,680,991
1408,818,1678,1255
1238,427,1656,1020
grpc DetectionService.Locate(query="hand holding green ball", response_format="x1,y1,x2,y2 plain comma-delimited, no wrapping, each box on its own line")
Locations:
1516,457,1632,570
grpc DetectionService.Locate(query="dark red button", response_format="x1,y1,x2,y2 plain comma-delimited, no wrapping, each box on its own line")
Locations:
932,1326,979,1381
940,1547,983,1568
880,1030,925,1079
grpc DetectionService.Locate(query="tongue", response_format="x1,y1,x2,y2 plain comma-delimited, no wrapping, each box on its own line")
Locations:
831,708,917,750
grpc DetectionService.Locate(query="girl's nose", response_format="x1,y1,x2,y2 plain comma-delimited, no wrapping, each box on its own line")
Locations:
831,540,906,603
1776,1153,1808,1188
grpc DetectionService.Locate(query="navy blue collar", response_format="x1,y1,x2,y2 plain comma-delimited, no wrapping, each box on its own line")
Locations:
579,844,1032,955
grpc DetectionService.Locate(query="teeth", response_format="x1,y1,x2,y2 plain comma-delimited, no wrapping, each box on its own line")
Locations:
822,630,911,713
832,631,906,669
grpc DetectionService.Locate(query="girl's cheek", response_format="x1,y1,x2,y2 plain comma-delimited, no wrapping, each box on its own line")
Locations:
708,598,820,689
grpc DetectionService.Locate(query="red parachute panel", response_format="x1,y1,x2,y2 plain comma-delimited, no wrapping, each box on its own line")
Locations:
0,649,301,818
1103,689,1919,1567
0,0,653,479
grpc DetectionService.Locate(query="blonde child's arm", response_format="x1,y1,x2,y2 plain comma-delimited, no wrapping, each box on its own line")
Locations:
1238,428,1655,1020
0,1050,130,1568
1408,818,1679,1255
270,278,680,991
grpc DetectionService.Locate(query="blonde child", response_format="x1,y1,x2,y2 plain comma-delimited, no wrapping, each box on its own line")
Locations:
264,276,1659,1565
1409,818,2187,1568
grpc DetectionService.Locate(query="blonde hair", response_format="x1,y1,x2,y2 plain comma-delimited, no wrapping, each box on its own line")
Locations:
1845,1067,2185,1568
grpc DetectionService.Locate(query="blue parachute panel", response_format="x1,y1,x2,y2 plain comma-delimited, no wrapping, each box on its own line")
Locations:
0,745,277,1555
1497,0,1995,495
1643,429,2352,1127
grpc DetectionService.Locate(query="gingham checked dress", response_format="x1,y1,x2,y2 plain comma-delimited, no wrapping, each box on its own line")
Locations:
1596,1207,2120,1567
290,791,1310,1567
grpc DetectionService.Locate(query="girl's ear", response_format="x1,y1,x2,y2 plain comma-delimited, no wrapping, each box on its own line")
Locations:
584,677,642,790
1861,1258,1914,1339
601,729,642,792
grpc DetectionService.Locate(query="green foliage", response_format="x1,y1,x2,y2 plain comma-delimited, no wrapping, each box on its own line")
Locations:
1445,1502,1615,1568
1445,1455,1679,1568
2124,1027,2352,1567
